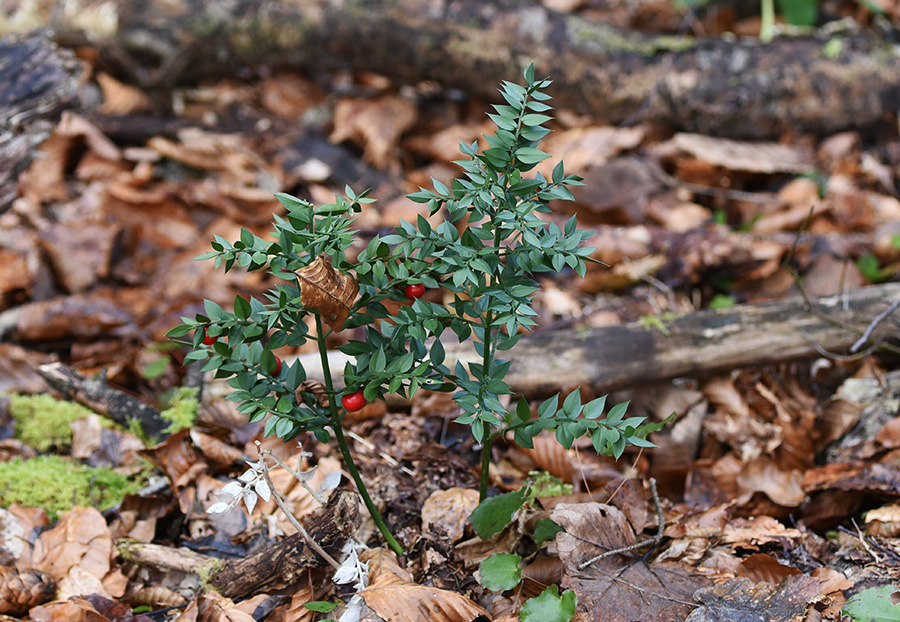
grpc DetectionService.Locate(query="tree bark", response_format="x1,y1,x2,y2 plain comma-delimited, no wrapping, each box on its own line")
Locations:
36,0,900,139
236,283,900,401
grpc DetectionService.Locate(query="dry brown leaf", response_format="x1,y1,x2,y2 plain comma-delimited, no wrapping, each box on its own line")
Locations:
736,457,806,507
536,125,646,178
360,571,489,621
141,429,206,515
686,575,821,622
295,255,359,331
360,548,414,584
189,429,245,467
520,433,575,483
29,597,108,622
735,553,802,584
282,585,316,622
719,516,802,550
330,95,417,169
552,502,711,622
420,488,479,543
96,72,153,115
30,507,113,584
663,133,813,174
128,586,188,609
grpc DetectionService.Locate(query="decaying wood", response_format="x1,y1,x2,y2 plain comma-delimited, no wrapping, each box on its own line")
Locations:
28,0,900,138
0,31,82,210
36,362,170,439
216,284,900,401
118,489,360,599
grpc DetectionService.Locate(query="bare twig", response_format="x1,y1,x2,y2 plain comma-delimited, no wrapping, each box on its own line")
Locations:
851,299,900,353
255,445,340,569
579,478,665,569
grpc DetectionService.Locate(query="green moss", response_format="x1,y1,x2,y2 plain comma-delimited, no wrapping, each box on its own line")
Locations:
0,455,148,520
8,394,97,452
160,386,199,433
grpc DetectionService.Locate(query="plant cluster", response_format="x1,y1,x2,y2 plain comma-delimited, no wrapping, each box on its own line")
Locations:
168,66,657,564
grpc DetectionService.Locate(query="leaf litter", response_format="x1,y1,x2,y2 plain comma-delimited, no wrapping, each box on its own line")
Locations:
4,17,900,622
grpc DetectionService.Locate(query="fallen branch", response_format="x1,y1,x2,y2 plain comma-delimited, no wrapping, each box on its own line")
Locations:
35,362,170,439
223,283,900,400
34,0,900,139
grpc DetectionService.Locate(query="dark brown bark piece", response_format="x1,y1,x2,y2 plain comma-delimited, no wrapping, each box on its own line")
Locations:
0,31,82,210
41,0,900,139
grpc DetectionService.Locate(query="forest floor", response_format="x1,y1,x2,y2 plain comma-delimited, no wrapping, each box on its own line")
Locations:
3,1,900,621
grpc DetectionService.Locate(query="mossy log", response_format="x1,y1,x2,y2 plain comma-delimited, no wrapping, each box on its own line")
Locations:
28,0,900,139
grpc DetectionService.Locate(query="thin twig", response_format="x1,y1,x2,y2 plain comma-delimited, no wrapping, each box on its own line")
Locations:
262,449,328,505
579,478,665,569
851,299,900,353
256,447,340,569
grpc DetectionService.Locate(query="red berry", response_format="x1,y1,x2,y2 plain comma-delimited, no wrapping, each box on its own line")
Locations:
202,330,218,346
341,390,367,412
404,283,426,301
273,355,282,374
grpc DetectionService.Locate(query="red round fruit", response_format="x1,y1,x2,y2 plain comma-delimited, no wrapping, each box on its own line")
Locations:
202,330,218,346
341,390,367,412
404,283,426,301
273,355,282,374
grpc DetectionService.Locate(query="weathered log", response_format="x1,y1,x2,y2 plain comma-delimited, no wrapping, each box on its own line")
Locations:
209,283,900,401
0,31,82,210
118,489,360,599
30,0,900,139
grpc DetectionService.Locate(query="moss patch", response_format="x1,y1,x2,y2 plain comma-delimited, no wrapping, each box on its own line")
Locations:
8,393,97,452
160,386,199,433
0,455,148,520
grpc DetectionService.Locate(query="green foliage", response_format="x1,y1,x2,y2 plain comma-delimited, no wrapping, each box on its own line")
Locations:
0,455,147,519
9,393,99,452
159,386,200,433
304,601,339,613
520,585,577,622
529,471,573,498
468,485,531,540
842,585,900,621
709,293,737,309
857,253,895,283
479,553,523,592
168,65,660,549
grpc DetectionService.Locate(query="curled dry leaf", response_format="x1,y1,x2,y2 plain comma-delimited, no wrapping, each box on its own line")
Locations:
295,255,359,331
298,380,330,408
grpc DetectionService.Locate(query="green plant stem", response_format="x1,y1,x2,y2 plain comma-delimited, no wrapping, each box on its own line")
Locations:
477,226,504,502
314,314,404,555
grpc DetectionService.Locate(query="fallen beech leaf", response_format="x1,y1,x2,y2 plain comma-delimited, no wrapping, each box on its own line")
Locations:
421,488,479,543
686,575,821,622
30,506,113,582
330,95,417,169
295,256,359,331
360,571,489,621
552,502,711,622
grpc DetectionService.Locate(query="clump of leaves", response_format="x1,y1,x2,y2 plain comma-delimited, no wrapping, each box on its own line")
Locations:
168,65,656,556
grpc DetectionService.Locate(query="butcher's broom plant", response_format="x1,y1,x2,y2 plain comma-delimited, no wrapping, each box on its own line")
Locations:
168,65,655,556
